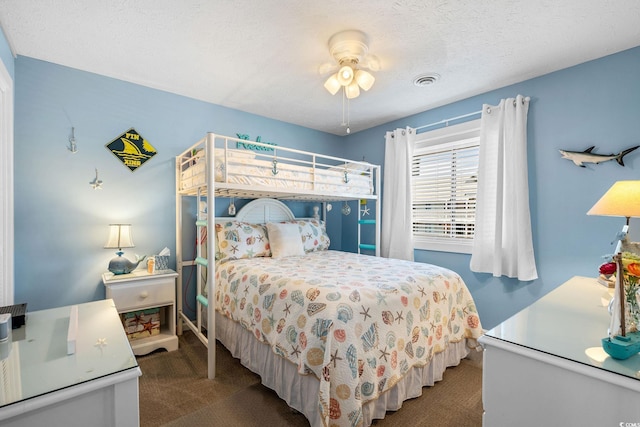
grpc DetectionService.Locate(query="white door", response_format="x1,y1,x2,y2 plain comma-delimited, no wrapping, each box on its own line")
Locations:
0,58,14,306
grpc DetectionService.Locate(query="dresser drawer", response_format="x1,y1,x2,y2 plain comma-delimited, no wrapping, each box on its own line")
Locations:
108,279,174,311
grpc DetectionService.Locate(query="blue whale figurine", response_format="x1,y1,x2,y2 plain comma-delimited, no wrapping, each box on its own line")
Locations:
109,253,147,275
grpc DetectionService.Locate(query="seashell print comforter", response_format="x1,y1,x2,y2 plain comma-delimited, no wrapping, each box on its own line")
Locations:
214,250,482,427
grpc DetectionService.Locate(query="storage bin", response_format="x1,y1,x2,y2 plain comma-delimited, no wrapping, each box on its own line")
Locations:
155,255,169,270
121,308,160,341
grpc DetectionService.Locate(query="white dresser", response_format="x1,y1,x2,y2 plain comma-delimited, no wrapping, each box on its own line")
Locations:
480,276,640,426
0,299,141,427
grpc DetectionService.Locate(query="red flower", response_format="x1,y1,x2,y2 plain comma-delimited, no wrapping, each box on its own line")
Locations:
599,262,617,275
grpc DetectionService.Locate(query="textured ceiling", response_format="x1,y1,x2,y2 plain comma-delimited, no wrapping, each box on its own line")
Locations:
1,0,640,135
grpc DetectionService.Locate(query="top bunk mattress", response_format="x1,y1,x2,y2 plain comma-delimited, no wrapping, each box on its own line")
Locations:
178,142,376,199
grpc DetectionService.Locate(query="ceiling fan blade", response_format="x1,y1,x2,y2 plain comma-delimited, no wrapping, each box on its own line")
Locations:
318,62,338,75
361,54,380,72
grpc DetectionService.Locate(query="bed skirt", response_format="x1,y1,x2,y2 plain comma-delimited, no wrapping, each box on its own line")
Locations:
215,311,474,427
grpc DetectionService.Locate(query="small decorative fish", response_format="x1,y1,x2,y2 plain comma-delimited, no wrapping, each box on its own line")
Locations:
559,145,639,167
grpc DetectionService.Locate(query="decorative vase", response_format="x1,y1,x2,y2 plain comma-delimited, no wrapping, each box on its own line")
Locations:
624,274,640,332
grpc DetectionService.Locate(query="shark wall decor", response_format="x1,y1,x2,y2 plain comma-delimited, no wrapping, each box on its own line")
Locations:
559,145,640,168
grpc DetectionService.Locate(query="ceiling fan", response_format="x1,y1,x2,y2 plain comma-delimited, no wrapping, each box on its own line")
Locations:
319,29,380,100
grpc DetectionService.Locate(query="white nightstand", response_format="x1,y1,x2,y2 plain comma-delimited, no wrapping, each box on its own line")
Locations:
102,268,179,356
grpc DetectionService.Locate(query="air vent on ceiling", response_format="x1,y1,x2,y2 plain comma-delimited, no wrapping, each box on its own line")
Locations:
413,73,440,87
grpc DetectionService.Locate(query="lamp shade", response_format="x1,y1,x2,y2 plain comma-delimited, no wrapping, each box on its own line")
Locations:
337,65,354,86
355,69,375,91
323,74,341,95
345,81,360,99
587,181,640,220
104,224,135,250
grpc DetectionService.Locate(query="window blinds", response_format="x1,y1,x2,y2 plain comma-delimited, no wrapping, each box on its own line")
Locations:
411,137,479,242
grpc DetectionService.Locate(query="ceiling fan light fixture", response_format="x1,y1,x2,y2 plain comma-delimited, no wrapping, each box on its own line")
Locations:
320,29,379,131
345,82,360,99
322,29,378,96
324,74,341,95
355,69,375,91
337,65,354,86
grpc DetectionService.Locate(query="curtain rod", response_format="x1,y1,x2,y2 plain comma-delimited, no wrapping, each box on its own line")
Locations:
415,96,530,132
414,110,482,131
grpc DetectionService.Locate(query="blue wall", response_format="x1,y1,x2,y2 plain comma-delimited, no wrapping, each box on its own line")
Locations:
13,56,343,311
12,46,640,329
345,46,640,329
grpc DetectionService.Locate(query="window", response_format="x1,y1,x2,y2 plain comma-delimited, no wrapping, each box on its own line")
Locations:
411,120,480,254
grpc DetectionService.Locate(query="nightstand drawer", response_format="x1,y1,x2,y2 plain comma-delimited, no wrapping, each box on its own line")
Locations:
109,280,174,311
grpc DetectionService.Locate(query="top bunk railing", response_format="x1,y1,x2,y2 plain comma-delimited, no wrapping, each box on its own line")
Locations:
176,133,380,202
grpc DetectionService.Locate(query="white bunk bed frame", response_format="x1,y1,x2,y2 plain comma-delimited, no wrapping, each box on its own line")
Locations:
175,132,381,380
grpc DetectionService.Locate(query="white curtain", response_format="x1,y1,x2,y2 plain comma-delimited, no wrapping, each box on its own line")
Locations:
381,127,415,261
470,95,538,280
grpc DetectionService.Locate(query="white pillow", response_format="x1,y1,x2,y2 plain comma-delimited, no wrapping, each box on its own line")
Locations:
285,220,330,252
266,222,305,258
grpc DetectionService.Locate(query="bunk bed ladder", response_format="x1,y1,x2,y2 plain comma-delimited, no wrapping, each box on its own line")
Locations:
193,190,207,345
357,194,381,256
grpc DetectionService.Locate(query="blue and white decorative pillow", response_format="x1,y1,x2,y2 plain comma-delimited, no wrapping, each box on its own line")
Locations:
215,221,270,262
295,220,330,252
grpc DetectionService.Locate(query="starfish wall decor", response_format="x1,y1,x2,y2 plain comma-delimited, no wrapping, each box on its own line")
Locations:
90,168,103,189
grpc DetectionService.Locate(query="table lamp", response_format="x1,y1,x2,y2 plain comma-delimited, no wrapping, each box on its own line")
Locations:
104,224,141,275
587,180,640,226
588,180,640,359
